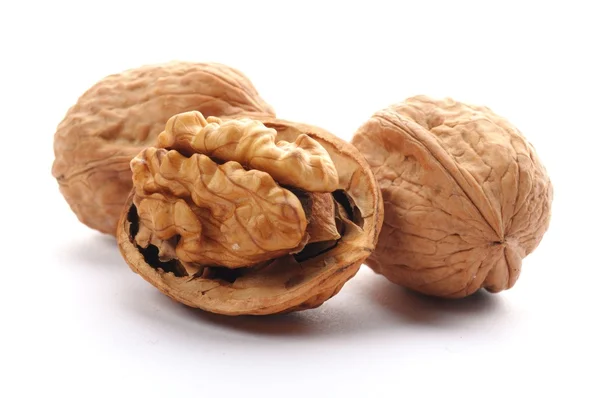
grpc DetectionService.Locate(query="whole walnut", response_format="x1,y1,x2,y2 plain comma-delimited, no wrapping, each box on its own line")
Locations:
117,111,383,315
52,62,274,235
351,96,553,298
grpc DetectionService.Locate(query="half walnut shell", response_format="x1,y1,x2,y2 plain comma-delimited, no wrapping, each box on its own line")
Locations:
351,96,553,298
117,112,383,315
52,62,274,235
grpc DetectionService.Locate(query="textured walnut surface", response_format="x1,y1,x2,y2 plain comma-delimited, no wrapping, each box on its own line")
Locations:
52,62,274,235
118,112,383,315
351,96,553,298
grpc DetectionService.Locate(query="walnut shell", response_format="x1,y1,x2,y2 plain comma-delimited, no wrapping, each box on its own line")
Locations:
117,112,383,315
52,62,275,235
351,96,553,298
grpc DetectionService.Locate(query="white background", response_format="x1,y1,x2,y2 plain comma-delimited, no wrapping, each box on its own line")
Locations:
1,1,599,397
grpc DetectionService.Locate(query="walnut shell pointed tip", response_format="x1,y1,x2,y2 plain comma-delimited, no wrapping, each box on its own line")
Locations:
118,113,383,315
351,95,553,298
52,61,275,235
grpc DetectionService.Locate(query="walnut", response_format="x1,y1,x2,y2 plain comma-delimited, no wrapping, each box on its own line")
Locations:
351,96,553,298
52,62,274,235
117,112,383,315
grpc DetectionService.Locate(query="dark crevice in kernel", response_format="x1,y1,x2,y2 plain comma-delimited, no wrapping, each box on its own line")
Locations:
332,190,352,216
129,204,187,278
333,190,364,228
284,186,312,216
294,240,338,262
141,244,188,277
127,204,139,237
205,266,241,284
208,156,227,165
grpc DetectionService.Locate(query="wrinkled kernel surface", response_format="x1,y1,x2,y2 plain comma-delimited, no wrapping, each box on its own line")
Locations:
131,147,307,269
158,111,339,192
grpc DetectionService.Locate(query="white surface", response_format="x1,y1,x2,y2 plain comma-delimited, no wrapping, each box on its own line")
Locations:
1,1,599,397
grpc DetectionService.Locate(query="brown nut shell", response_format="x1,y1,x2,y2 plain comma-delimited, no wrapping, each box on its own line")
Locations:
117,113,383,315
351,95,552,298
52,62,275,235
